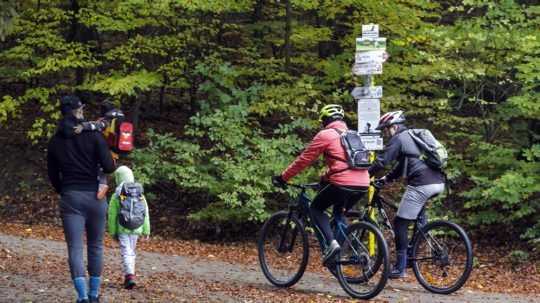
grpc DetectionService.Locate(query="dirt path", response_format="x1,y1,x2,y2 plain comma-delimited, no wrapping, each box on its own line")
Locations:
0,233,537,303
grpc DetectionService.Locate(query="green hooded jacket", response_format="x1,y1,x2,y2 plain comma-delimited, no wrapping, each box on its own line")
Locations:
108,166,150,236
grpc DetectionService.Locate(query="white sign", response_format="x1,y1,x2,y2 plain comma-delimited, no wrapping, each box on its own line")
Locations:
352,86,383,99
357,98,380,133
355,50,385,64
352,62,383,75
360,134,384,151
362,24,379,39
356,37,386,52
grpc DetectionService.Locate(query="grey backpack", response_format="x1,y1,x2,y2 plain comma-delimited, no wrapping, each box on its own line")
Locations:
407,129,448,170
327,129,370,176
118,182,146,230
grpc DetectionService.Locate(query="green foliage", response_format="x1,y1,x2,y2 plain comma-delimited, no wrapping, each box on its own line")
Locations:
0,0,538,241
508,250,530,268
132,63,314,223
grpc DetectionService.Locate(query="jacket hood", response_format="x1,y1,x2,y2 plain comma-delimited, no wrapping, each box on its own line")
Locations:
325,120,347,130
114,165,135,185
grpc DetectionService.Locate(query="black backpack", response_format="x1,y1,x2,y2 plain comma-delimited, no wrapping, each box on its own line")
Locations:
118,182,146,230
327,129,370,176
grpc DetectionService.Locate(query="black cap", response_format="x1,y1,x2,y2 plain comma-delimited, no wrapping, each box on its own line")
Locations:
60,95,84,115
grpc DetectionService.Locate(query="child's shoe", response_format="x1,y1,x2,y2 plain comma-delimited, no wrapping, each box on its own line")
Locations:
97,184,109,200
124,274,136,290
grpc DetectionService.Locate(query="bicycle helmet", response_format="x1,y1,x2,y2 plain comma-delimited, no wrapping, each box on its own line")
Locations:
319,104,345,122
376,110,406,130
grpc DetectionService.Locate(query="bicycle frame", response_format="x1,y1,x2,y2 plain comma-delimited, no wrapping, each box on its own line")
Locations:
365,185,435,261
286,184,350,254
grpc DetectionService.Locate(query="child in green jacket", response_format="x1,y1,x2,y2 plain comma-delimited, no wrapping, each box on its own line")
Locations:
108,166,150,289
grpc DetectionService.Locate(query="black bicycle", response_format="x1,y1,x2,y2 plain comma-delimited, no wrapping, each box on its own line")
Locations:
352,180,473,294
257,182,390,299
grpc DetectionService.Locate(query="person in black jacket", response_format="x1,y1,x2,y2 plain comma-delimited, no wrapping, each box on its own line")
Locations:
47,95,115,303
369,111,445,279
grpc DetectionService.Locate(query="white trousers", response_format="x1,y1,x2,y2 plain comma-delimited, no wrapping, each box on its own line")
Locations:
118,234,138,275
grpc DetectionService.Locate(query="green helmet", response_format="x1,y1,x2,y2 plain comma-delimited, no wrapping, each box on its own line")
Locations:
319,104,345,121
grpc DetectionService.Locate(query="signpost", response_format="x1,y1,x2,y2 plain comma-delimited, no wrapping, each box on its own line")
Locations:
354,23,388,254
352,23,387,151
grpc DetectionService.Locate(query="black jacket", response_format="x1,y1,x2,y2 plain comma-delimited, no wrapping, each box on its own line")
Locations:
368,126,444,186
47,116,116,193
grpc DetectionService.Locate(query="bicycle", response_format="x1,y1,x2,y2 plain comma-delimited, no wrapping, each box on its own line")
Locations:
257,182,390,299
352,180,473,294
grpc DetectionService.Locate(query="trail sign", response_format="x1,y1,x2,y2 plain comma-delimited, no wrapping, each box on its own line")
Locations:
360,134,384,151
355,50,385,64
356,37,386,52
362,24,379,39
357,98,381,134
352,86,383,99
352,23,386,150
352,62,383,75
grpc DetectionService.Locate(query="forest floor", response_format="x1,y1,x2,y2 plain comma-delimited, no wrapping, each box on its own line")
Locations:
0,222,538,303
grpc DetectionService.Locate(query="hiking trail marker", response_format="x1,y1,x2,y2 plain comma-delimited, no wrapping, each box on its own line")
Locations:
352,24,386,150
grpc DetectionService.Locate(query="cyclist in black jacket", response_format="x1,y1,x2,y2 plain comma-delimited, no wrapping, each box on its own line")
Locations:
47,95,115,303
369,111,445,279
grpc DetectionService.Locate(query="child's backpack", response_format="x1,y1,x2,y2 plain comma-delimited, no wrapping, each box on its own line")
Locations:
327,129,370,176
407,129,448,170
118,182,146,230
103,109,134,154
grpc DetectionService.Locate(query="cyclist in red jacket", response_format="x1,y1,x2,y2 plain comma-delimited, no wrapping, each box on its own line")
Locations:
273,104,369,265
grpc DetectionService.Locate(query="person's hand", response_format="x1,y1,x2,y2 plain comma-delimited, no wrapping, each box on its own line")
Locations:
272,175,287,188
73,125,83,134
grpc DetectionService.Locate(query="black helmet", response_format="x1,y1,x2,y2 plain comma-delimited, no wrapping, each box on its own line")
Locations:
60,95,84,116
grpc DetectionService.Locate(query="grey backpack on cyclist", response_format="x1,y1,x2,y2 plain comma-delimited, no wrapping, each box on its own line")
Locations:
407,129,448,170
327,129,370,175
118,182,146,230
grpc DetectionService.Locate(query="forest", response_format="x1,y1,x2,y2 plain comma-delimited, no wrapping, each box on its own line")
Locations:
0,0,538,252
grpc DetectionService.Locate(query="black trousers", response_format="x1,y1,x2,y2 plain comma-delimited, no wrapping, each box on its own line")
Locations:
310,182,367,245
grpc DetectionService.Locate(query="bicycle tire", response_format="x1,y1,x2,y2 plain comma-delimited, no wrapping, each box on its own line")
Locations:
257,210,309,288
411,220,473,294
335,220,390,299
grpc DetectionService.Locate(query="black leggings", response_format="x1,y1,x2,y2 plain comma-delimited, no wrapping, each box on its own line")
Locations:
310,182,367,245
394,210,428,251
393,216,410,251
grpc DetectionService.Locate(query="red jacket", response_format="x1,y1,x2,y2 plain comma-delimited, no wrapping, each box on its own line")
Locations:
281,120,370,187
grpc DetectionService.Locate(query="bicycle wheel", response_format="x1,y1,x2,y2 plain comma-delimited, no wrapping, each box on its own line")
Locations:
335,221,389,299
411,220,473,294
258,210,309,287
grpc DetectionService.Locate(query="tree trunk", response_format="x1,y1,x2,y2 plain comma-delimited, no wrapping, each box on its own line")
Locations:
252,0,265,23
68,0,84,86
284,0,292,72
159,85,165,116
132,95,143,133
